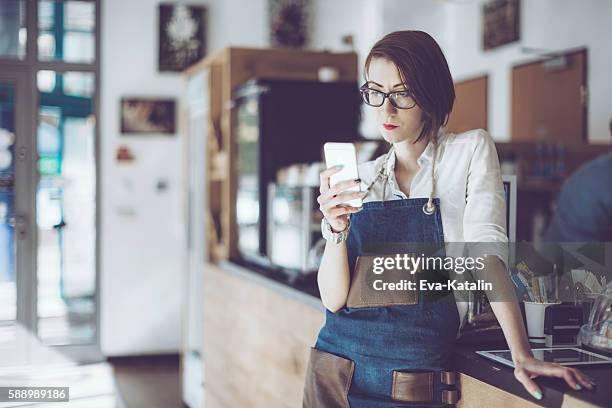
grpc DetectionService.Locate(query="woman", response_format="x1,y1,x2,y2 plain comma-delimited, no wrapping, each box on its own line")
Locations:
303,30,594,407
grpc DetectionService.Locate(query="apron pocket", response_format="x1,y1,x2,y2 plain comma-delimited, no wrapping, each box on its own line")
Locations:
391,371,433,403
347,255,419,308
303,347,355,408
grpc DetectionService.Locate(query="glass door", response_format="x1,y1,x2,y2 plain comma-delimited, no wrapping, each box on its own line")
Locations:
0,69,36,352
0,0,100,363
36,70,97,349
0,79,18,339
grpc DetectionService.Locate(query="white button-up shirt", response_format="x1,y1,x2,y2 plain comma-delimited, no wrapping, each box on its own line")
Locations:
356,128,509,331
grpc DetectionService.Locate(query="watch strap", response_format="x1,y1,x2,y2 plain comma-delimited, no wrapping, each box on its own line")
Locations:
321,217,350,243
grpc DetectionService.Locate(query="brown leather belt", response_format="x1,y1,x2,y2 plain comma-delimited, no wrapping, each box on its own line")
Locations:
392,370,460,404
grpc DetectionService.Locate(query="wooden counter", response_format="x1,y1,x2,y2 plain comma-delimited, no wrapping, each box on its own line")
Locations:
201,261,323,407
199,261,608,408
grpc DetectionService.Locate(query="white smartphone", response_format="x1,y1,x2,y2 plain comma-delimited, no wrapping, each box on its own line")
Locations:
323,142,362,208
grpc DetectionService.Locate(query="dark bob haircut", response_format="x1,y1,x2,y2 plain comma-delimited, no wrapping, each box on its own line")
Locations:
364,30,455,143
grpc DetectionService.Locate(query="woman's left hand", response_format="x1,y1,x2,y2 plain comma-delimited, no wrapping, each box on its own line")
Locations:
514,356,596,400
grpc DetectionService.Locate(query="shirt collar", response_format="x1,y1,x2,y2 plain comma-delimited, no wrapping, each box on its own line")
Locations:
384,131,443,175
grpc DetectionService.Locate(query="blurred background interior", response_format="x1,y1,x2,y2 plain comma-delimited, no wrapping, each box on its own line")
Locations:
0,0,611,407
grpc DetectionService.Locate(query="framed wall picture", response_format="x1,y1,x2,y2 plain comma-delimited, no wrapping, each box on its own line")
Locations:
159,4,207,72
120,98,176,135
269,0,310,49
483,0,520,50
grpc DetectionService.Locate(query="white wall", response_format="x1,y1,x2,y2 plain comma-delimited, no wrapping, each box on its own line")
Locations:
311,0,366,53
444,0,612,142
381,0,447,48
100,0,268,356
101,0,188,356
206,0,268,54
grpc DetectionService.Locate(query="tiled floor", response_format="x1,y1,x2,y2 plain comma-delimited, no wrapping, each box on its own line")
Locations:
0,325,182,407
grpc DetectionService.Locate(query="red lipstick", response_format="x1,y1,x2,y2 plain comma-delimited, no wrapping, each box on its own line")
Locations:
383,124,398,130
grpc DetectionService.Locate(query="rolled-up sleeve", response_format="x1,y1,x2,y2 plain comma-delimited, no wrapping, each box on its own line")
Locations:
463,130,509,269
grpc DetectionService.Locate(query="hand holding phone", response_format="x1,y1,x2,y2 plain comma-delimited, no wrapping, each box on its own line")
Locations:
318,143,365,232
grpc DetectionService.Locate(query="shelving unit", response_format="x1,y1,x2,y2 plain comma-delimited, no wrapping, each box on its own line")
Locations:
495,142,612,241
184,47,358,264
181,47,358,408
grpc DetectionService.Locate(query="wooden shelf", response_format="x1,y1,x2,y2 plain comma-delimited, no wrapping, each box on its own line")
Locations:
185,47,358,264
496,141,611,241
496,141,612,192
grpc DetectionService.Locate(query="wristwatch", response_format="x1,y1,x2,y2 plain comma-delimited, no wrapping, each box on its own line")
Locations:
321,217,351,244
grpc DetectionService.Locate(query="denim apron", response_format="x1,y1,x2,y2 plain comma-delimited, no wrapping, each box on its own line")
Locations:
303,144,461,407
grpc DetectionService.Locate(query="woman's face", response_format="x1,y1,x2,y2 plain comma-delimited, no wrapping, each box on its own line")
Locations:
365,58,424,144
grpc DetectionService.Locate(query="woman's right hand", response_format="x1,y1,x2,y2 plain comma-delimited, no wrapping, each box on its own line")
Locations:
317,165,365,232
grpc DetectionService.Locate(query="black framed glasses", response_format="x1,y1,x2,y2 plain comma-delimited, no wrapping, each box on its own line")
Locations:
359,86,417,109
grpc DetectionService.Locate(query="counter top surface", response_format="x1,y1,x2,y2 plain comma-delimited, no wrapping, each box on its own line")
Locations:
219,260,611,407
454,344,610,407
